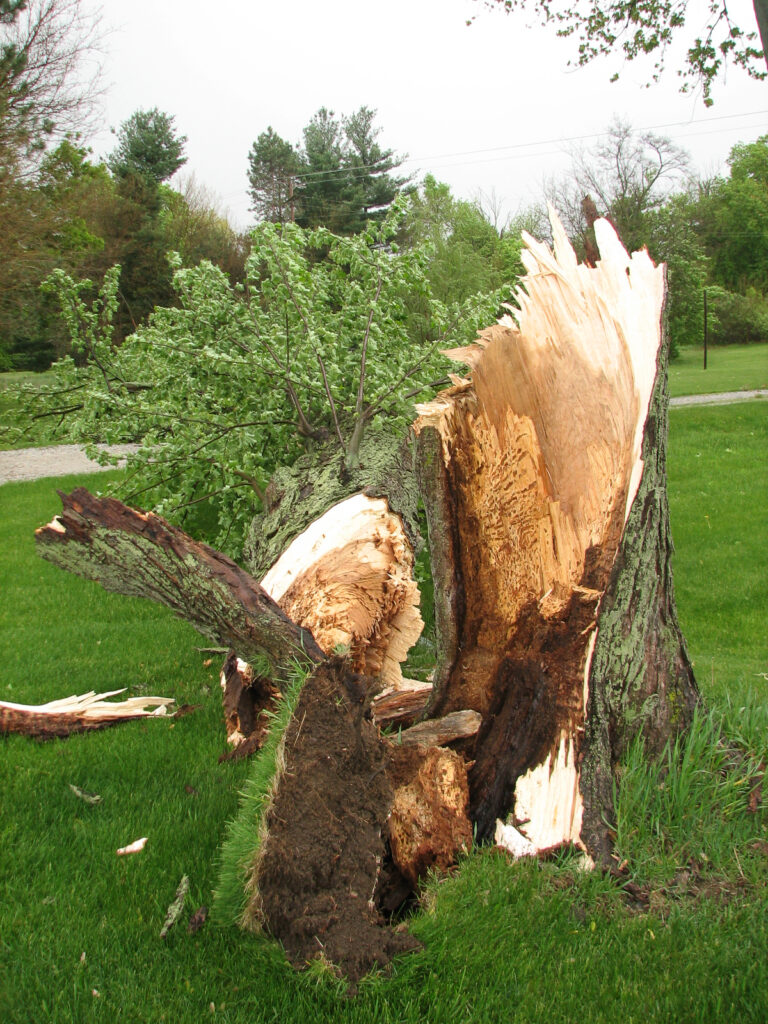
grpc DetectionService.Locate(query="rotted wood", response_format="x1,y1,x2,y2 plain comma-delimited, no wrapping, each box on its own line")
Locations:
239,658,472,982
219,652,280,761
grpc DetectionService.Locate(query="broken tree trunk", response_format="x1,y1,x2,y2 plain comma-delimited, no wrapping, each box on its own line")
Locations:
226,657,470,982
32,212,699,979
414,210,699,859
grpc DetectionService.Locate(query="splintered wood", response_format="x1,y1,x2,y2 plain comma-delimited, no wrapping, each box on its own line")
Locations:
260,493,423,687
0,689,174,738
416,211,665,854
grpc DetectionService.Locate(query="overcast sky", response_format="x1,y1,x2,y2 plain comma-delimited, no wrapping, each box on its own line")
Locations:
85,0,767,231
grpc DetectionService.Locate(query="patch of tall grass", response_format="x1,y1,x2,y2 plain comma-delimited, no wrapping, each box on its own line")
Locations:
615,707,766,887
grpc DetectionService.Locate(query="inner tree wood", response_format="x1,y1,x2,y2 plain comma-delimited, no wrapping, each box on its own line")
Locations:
415,211,697,852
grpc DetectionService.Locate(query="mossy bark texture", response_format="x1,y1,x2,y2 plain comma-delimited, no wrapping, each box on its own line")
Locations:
35,488,323,683
244,430,419,579
579,336,700,861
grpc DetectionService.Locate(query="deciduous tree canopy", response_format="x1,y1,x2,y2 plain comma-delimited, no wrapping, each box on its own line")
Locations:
474,0,767,104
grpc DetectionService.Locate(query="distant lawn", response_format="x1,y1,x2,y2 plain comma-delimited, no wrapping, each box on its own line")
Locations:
670,343,768,397
0,410,766,1023
667,402,767,703
0,370,56,450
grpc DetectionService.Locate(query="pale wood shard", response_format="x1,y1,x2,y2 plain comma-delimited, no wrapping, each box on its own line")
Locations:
260,493,423,688
116,837,148,856
511,733,584,851
398,710,482,748
415,211,673,853
370,680,433,728
0,689,175,738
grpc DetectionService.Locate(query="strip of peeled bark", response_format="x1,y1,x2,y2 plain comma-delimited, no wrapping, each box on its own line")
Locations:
415,211,699,858
0,689,174,738
35,489,323,683
226,658,472,982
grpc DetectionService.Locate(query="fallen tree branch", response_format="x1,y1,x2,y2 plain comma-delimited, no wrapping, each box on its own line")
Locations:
35,489,324,684
398,710,482,748
0,689,174,738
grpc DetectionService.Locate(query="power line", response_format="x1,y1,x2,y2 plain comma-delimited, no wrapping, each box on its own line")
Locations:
240,109,768,189
399,109,768,167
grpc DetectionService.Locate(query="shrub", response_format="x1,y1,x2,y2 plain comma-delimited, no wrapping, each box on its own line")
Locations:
706,286,768,345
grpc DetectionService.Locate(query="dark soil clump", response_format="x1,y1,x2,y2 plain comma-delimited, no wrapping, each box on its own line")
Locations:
253,659,421,982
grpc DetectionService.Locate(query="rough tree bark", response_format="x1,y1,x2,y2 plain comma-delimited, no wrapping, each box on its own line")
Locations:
33,214,699,978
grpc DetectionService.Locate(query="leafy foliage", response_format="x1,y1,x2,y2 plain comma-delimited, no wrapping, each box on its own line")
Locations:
644,193,709,354
247,106,410,233
247,126,302,224
0,141,113,369
698,135,768,295
1,119,244,370
474,0,767,104
706,286,768,345
405,174,526,303
0,0,103,368
0,0,102,176
15,202,500,555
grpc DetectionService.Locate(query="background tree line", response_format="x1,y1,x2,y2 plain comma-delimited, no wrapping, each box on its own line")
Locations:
1,0,766,376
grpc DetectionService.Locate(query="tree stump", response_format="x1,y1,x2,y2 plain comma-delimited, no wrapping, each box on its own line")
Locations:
34,212,699,978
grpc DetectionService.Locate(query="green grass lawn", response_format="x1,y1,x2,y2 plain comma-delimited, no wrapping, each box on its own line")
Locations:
1,404,767,1023
668,401,768,700
669,343,768,397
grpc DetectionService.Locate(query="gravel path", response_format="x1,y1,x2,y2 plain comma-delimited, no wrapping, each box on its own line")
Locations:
670,389,767,407
0,444,139,485
1,390,764,485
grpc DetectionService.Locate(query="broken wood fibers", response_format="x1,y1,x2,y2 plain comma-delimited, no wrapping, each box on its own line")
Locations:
0,690,174,738
415,210,697,853
260,492,423,688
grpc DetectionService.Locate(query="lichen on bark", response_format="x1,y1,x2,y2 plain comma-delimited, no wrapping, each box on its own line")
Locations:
243,430,420,579
579,317,700,862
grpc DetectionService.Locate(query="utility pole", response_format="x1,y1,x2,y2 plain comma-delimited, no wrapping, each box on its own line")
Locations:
703,288,708,370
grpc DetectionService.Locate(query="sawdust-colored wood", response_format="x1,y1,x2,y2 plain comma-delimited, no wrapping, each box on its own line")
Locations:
415,211,698,856
261,493,423,688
